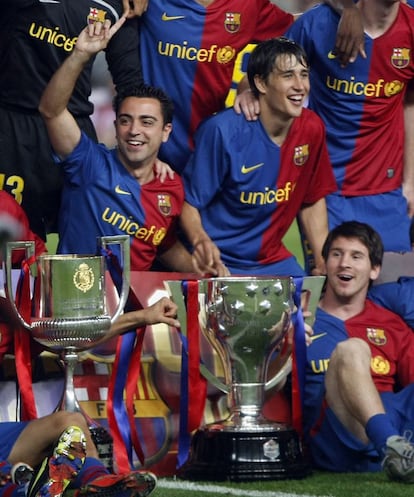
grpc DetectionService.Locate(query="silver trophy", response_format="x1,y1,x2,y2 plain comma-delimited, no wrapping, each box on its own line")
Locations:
166,276,310,481
4,235,130,415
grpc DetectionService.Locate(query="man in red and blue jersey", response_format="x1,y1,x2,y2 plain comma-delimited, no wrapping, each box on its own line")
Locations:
38,17,197,273
286,0,414,253
180,38,336,277
306,221,414,481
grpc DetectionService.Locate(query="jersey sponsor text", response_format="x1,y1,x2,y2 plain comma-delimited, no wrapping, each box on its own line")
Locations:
239,181,295,205
326,75,404,98
29,23,77,52
157,41,236,64
102,207,166,245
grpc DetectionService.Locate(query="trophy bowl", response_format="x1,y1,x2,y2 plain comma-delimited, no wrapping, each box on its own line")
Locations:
5,236,130,470
168,276,310,481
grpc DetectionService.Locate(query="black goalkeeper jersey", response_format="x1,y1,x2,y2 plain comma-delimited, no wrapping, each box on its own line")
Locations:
0,0,142,116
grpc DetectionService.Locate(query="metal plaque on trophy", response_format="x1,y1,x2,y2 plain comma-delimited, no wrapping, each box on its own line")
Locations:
166,276,313,482
5,236,130,470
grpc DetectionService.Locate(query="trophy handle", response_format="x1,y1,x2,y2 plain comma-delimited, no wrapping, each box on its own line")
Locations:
4,240,35,330
100,235,130,323
164,280,229,393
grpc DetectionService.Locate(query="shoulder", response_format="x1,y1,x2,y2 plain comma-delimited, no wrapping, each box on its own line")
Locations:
295,108,326,136
196,108,251,139
289,3,335,27
199,107,242,129
365,298,407,326
150,171,185,193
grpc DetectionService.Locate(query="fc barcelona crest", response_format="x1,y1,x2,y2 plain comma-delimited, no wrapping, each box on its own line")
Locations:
158,194,172,216
367,327,387,346
88,7,107,24
224,12,241,33
293,144,309,166
391,48,410,69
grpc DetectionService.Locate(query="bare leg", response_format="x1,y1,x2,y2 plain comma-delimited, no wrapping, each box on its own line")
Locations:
8,411,99,467
325,337,386,444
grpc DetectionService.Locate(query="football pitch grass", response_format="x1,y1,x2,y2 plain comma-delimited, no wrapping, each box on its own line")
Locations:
154,471,413,497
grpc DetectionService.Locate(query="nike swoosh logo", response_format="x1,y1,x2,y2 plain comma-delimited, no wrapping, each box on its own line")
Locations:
162,12,185,21
241,163,264,174
39,0,60,3
310,332,327,342
115,185,131,195
327,51,337,60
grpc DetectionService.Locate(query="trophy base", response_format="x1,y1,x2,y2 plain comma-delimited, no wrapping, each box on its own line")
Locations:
179,424,311,482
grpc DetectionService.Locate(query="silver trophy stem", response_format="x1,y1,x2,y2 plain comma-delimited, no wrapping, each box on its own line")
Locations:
57,349,83,413
229,382,266,428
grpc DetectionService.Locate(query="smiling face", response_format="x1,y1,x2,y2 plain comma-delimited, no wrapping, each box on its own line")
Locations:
114,97,172,175
324,236,381,306
254,53,310,120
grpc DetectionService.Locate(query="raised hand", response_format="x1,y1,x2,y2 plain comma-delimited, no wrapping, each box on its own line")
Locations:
75,16,127,57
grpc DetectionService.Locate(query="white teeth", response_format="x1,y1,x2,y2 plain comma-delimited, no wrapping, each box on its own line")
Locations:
338,274,352,281
128,140,143,145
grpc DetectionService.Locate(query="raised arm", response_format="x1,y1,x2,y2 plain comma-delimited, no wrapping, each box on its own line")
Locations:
38,17,126,160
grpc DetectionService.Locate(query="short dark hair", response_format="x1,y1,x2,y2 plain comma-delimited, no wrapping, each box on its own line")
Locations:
322,221,384,268
113,83,174,125
247,37,309,97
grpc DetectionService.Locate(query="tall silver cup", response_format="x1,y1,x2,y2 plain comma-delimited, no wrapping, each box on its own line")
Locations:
167,276,310,481
4,235,130,413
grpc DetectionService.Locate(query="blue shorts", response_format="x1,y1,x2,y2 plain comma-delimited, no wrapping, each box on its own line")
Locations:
0,422,28,461
309,384,414,472
326,189,411,252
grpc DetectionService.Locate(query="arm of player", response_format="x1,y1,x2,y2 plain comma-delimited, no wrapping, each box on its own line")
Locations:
403,80,414,218
298,198,330,276
81,297,180,348
180,201,229,277
157,239,196,273
38,17,126,160
323,0,366,64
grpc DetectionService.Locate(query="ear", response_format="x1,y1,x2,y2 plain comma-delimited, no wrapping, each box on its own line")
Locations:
370,264,381,282
253,74,266,95
162,122,172,143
